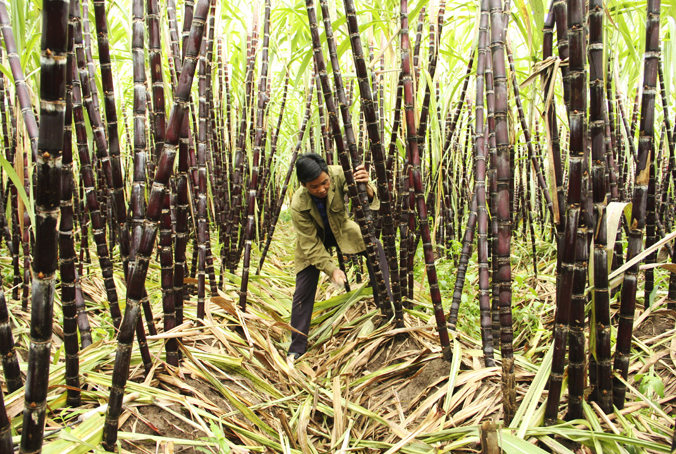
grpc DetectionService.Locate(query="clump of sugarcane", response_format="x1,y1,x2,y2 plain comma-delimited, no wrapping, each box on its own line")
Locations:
400,0,451,359
20,1,68,451
223,28,256,276
614,0,660,410
317,0,393,315
103,0,209,448
257,85,315,275
342,0,404,328
545,0,585,425
71,0,122,329
505,43,554,228
93,0,132,273
257,73,289,240
239,0,271,312
305,0,393,319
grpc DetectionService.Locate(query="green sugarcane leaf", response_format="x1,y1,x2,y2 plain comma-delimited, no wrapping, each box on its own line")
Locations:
0,154,33,226
500,432,550,454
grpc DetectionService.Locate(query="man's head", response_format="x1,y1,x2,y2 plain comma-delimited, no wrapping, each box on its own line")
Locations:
296,153,331,198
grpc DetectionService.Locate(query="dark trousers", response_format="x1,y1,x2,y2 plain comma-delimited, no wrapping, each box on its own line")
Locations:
289,252,387,355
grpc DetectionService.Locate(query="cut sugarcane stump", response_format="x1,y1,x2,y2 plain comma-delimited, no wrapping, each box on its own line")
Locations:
480,420,500,454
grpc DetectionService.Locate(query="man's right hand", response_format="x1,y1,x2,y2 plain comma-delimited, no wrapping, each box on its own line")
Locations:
332,269,347,287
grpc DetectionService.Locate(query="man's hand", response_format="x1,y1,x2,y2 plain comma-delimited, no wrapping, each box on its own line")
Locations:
353,165,374,198
332,269,347,287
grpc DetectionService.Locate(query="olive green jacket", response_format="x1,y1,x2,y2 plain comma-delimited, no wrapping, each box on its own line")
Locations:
291,165,379,276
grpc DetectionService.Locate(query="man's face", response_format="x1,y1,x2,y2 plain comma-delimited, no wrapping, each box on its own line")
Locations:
303,171,331,198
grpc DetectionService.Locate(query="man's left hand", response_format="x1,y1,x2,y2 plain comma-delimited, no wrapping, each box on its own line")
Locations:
353,165,375,199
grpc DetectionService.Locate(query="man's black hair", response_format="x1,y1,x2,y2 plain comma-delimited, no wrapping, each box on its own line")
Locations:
296,153,329,184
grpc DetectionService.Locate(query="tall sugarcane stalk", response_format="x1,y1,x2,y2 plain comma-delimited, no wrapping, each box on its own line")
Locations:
473,0,494,365
488,0,516,422
657,56,676,308
613,0,660,409
239,0,271,312
196,37,209,317
147,0,166,169
401,0,451,360
61,16,80,407
588,0,612,413
20,1,68,452
130,0,157,340
102,1,209,448
146,0,176,362
545,0,585,425
484,52,501,349
342,0,403,327
317,0,392,315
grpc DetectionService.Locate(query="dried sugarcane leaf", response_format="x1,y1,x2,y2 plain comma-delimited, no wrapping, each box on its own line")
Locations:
606,202,632,272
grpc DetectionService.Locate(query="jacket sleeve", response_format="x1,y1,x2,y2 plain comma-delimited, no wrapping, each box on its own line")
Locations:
291,207,338,277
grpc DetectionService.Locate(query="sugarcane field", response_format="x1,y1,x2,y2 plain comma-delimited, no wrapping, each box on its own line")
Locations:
0,0,676,451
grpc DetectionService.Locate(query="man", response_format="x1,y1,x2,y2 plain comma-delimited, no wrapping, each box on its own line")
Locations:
288,153,381,360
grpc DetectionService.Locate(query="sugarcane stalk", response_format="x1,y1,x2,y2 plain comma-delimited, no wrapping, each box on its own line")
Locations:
342,0,403,327
400,0,451,359
489,0,516,422
473,0,494,365
147,0,166,168
484,47,501,350
588,1,610,412
20,1,68,451
614,0,661,409
317,0,392,315
447,190,477,327
61,17,81,407
196,37,210,316
102,1,208,449
544,0,586,425
657,56,676,308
